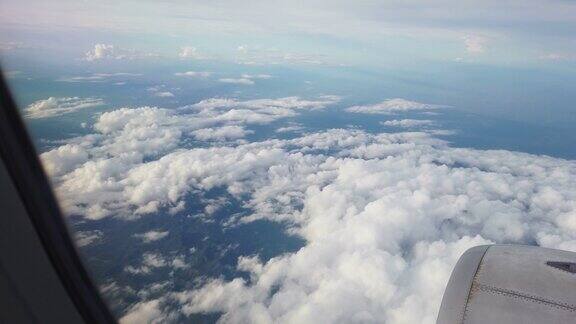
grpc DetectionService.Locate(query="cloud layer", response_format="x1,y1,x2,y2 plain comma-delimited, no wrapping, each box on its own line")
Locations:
39,97,576,323
41,96,339,219
123,128,576,323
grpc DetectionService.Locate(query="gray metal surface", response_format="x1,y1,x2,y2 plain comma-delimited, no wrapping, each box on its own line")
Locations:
437,244,576,324
0,157,84,323
436,245,490,324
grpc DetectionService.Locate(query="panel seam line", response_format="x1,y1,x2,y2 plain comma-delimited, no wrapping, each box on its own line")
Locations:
476,283,576,312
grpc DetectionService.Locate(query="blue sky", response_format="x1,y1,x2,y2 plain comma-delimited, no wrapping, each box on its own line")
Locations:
2,0,576,67
3,0,576,131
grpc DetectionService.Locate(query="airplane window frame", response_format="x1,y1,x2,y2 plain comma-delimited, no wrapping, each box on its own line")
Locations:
0,71,116,323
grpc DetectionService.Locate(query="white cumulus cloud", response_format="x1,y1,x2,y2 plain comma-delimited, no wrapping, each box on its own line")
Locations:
192,125,253,141
168,130,576,323
85,44,117,61
276,123,305,133
133,230,170,243
40,96,339,219
120,299,166,324
125,252,188,275
85,44,158,61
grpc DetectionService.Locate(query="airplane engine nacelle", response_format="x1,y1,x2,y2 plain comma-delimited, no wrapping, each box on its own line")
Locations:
437,245,576,324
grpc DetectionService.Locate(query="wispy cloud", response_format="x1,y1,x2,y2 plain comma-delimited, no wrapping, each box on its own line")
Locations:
125,252,187,275
218,73,273,85
25,97,104,119
147,85,176,98
57,73,142,83
75,230,103,247
540,52,576,61
218,78,254,85
174,71,211,78
381,119,435,128
155,91,175,98
346,98,445,114
236,45,327,65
